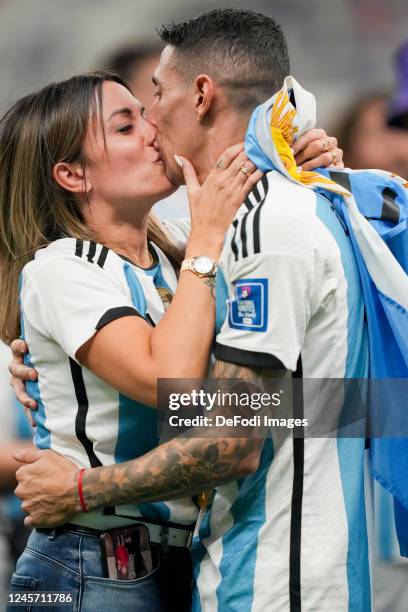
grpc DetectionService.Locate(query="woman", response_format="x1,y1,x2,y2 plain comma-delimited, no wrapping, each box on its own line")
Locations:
1,72,338,611
0,70,264,612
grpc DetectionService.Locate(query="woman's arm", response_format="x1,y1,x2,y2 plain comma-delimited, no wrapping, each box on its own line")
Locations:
77,145,263,406
9,130,344,410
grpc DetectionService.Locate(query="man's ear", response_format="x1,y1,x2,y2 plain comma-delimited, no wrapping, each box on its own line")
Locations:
194,74,215,122
53,161,92,194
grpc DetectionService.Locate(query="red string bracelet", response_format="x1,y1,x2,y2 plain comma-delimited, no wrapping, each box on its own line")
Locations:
78,468,89,513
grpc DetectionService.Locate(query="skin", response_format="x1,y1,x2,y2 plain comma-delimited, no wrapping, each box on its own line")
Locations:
50,80,262,407
12,45,345,527
14,361,274,525
0,440,33,493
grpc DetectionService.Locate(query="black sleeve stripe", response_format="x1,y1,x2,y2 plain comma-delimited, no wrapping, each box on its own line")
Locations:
230,219,239,262
243,194,254,210
75,239,84,258
95,306,142,331
261,174,269,197
214,342,287,369
230,176,270,262
240,211,248,259
252,199,264,254
252,182,263,204
97,246,109,269
87,241,97,263
251,176,269,256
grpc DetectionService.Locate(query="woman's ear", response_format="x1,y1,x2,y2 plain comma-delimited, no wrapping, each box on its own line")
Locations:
194,74,215,122
53,161,92,194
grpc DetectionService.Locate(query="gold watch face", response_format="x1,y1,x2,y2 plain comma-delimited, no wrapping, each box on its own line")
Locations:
193,256,214,276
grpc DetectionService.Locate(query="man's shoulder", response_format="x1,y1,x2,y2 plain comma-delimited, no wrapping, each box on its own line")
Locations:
223,172,327,266
261,171,321,222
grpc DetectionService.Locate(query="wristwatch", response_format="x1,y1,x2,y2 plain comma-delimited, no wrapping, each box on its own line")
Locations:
181,256,217,278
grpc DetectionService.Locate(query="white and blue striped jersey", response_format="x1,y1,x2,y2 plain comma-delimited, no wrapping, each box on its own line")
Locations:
19,231,197,528
192,171,372,611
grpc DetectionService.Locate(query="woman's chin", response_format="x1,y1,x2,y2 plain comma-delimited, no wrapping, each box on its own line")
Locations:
160,182,178,199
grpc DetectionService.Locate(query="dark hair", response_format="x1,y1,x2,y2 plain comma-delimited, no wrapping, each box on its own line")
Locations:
100,42,161,84
158,8,290,112
0,71,181,344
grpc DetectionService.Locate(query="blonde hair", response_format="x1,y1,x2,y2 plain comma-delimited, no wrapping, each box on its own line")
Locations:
0,72,182,344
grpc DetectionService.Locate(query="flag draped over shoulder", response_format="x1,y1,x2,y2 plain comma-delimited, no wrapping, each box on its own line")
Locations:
245,76,408,556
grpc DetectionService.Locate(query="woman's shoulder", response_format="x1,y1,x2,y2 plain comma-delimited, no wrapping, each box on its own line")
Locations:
23,238,124,278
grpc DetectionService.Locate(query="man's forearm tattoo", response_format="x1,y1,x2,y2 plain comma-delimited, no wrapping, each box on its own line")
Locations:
83,360,272,512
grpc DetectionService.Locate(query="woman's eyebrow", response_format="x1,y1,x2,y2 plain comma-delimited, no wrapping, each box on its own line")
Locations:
107,107,133,122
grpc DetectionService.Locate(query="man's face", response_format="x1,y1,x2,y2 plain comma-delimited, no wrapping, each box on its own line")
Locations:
148,46,199,185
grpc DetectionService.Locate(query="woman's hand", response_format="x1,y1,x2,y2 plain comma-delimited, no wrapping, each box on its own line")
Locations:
9,339,38,427
175,143,263,258
292,128,344,171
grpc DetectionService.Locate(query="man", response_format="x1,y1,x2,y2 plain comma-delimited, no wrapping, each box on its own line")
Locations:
12,9,361,611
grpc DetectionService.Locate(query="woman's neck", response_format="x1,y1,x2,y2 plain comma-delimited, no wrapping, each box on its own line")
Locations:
84,200,152,268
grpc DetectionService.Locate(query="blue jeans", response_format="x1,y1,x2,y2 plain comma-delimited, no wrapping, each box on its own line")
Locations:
8,527,192,611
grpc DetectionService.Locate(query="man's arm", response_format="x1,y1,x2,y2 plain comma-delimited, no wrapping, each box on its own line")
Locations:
14,359,282,527
83,359,270,511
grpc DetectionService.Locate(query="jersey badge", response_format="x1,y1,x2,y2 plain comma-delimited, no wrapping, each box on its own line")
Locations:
228,278,268,332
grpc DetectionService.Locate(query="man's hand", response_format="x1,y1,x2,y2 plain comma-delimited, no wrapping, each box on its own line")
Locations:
13,448,81,528
293,128,344,171
9,339,38,427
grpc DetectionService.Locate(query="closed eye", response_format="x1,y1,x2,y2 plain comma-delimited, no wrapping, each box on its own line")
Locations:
117,124,133,133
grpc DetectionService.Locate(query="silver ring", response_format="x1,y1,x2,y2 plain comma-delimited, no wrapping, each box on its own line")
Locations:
216,158,224,169
331,150,337,164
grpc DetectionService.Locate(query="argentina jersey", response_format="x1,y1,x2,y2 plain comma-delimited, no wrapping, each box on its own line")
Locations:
192,171,372,611
19,231,197,528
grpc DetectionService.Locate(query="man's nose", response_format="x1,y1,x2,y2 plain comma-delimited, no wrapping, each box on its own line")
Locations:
145,108,157,128
145,124,158,147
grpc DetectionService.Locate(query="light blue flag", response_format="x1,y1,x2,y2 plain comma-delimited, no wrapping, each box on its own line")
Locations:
245,76,408,556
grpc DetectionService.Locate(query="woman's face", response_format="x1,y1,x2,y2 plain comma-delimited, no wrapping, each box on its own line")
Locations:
81,80,176,210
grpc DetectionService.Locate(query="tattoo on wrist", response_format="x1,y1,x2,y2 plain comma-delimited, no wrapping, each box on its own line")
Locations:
203,276,216,298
